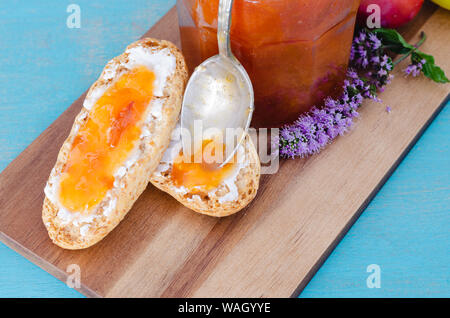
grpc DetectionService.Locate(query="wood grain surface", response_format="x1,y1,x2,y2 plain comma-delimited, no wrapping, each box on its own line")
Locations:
0,6,448,298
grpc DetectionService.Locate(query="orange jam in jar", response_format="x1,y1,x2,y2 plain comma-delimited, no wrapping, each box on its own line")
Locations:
58,66,155,213
177,0,360,127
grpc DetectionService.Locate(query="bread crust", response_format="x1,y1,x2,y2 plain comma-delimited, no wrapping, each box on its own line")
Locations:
42,38,188,249
150,134,260,217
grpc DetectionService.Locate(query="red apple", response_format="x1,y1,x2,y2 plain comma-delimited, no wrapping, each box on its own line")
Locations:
357,0,424,29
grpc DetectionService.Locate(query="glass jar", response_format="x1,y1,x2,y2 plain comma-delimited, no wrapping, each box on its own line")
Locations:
177,0,361,128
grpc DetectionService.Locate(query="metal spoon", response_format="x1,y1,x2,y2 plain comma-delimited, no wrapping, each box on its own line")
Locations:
180,0,254,166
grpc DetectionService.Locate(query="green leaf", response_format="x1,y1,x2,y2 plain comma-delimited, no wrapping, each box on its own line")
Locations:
413,51,450,83
373,28,414,54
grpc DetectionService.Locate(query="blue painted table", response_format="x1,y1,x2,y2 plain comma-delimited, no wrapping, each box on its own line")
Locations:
0,0,448,298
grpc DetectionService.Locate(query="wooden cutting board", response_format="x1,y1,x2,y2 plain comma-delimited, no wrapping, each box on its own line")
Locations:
0,4,449,298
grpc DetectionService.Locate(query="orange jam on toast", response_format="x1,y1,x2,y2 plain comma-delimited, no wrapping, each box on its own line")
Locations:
171,139,236,191
58,66,155,213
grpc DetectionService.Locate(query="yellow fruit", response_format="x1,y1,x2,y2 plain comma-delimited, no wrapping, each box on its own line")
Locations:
430,0,450,10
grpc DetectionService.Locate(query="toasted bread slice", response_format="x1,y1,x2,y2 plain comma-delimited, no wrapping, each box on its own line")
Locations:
43,38,188,249
150,128,261,217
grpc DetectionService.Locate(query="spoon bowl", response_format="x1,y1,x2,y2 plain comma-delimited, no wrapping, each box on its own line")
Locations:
180,0,254,166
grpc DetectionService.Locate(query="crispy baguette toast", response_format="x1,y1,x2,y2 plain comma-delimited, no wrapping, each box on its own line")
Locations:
150,132,261,217
42,38,188,249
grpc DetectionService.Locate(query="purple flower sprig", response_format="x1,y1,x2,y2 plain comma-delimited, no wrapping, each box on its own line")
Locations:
351,29,394,93
277,69,377,158
277,29,390,158
277,27,448,159
375,29,449,83
404,59,426,77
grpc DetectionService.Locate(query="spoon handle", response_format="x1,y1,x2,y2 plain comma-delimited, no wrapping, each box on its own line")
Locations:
217,0,234,59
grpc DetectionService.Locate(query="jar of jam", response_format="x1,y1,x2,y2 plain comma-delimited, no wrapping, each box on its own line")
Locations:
177,0,361,128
